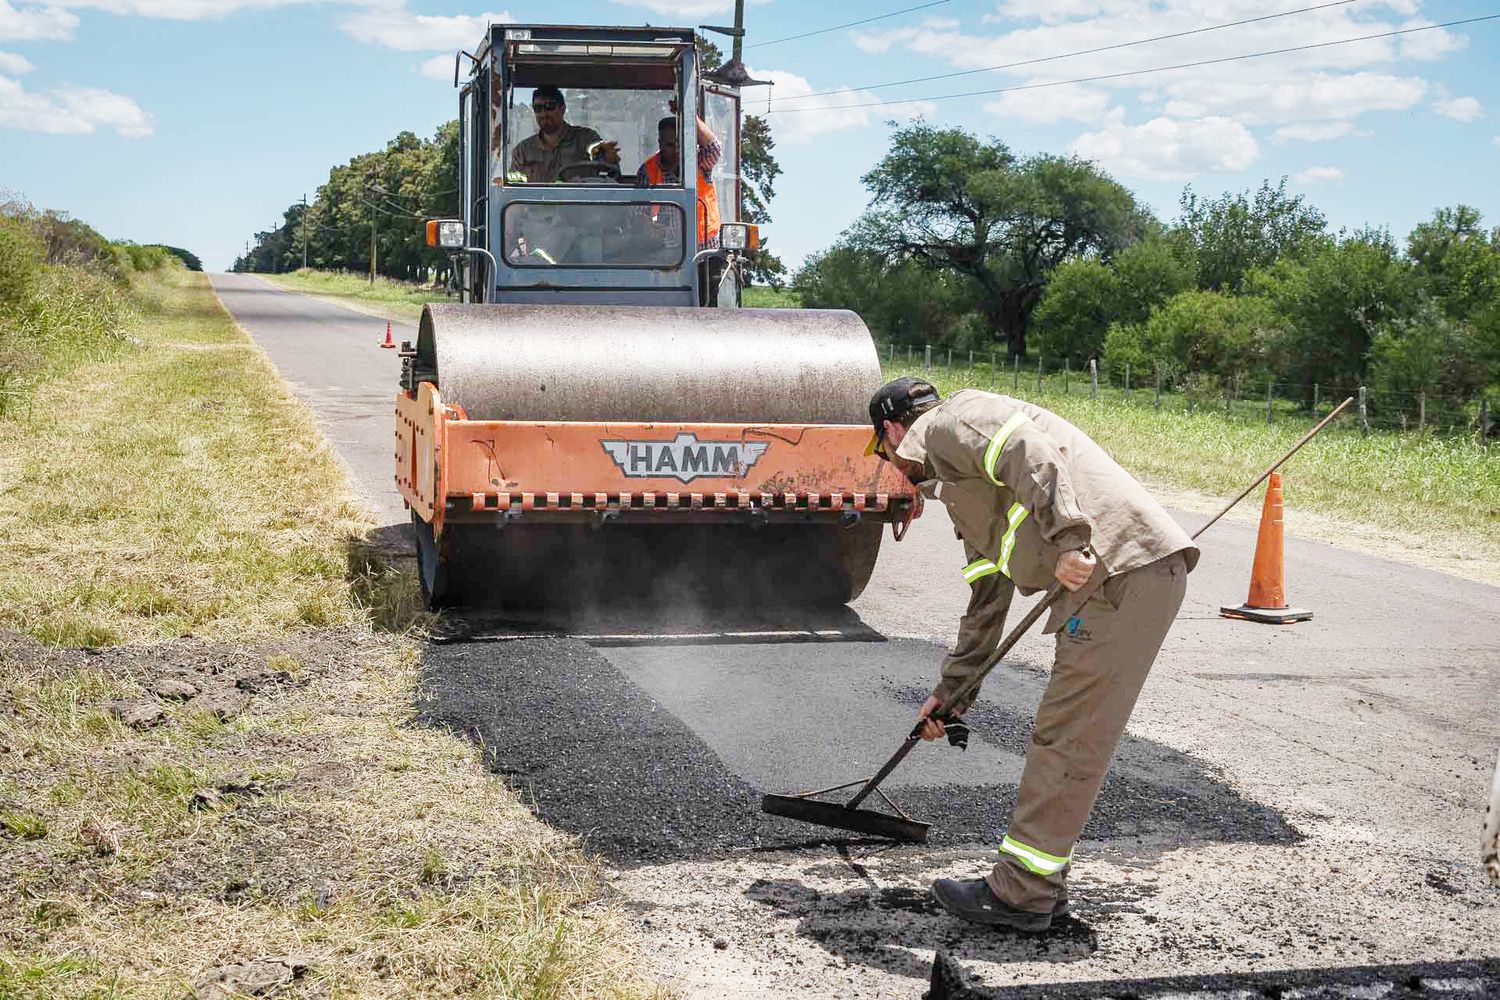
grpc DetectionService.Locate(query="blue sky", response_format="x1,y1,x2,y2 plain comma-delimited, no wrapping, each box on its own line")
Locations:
3,0,1497,272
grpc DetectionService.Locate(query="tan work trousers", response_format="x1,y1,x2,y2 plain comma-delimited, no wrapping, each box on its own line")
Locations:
987,550,1188,912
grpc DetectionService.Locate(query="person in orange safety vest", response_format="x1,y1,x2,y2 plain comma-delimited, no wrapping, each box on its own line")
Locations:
637,114,721,247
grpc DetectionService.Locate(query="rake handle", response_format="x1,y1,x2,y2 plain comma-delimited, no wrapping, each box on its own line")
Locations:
845,578,1077,811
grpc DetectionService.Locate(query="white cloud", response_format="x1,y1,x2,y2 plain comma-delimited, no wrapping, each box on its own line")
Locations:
984,83,1111,124
46,0,329,18
1161,70,1426,125
1294,165,1344,183
609,0,767,16
1274,121,1356,143
0,75,153,136
341,8,513,53
0,1,78,41
1432,95,1482,121
1071,113,1258,180
419,54,453,81
1494,135,1500,149
758,65,933,144
0,48,33,73
1397,18,1467,60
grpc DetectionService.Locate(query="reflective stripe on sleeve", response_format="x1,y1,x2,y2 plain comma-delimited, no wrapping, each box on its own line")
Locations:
999,835,1072,876
998,502,1029,578
962,558,999,584
983,412,1031,486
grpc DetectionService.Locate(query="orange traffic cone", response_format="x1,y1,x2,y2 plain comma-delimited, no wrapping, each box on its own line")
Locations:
1220,472,1312,624
379,321,396,348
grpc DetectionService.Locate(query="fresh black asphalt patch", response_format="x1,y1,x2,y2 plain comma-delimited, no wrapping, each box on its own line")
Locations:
417,634,1298,863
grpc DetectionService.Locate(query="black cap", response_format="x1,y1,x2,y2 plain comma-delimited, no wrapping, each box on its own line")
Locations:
865,377,940,455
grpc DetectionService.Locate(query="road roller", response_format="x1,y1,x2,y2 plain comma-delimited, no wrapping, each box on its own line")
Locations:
396,22,918,609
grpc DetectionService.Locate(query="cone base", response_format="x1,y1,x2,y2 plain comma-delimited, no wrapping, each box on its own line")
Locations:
1220,604,1313,624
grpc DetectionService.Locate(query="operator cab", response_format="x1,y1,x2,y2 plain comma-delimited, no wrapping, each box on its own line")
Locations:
436,24,754,308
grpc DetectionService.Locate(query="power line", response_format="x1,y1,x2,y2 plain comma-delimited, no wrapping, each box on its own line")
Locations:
772,0,1362,105
747,0,952,49
765,13,1499,115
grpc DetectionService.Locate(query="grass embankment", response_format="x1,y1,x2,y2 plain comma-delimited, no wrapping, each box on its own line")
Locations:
0,268,664,999
265,269,453,323
896,360,1500,582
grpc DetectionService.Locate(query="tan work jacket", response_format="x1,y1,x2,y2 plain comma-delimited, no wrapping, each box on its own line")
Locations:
895,390,1198,708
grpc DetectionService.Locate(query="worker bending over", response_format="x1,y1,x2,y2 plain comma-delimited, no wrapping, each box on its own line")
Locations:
865,377,1198,932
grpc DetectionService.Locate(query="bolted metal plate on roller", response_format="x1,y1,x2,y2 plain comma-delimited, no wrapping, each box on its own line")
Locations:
415,304,881,423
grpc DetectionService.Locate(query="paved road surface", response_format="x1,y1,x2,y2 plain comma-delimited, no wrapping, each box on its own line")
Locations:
212,273,1499,998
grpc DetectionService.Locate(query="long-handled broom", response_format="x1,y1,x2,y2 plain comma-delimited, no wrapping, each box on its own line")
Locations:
762,397,1354,843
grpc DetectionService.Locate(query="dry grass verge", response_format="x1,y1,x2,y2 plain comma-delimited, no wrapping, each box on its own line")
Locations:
0,269,666,999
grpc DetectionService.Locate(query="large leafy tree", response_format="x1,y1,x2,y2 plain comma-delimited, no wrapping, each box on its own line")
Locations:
1406,205,1500,321
848,123,1144,358
1174,178,1327,291
796,245,979,346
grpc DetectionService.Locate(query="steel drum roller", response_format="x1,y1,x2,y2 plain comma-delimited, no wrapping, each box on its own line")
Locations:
412,303,889,609
414,303,880,423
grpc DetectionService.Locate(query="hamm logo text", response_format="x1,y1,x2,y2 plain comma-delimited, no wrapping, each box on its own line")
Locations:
601,434,769,484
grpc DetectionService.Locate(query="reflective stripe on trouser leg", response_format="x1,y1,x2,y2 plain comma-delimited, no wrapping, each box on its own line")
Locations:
987,552,1189,913
999,835,1071,876
963,558,999,583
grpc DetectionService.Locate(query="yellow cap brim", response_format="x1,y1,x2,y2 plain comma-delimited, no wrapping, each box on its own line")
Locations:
863,430,881,457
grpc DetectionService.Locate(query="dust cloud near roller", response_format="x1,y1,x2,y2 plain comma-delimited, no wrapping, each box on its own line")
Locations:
414,304,881,423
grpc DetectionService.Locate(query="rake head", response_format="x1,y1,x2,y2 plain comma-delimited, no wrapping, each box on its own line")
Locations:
761,792,930,843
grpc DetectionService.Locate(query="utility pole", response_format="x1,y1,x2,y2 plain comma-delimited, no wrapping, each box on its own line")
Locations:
301,193,308,271
370,219,377,285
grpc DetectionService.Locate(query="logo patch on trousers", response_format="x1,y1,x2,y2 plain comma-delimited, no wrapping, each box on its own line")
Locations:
1065,616,1091,641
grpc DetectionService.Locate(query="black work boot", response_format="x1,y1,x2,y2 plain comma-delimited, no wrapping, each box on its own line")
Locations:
930,877,1054,931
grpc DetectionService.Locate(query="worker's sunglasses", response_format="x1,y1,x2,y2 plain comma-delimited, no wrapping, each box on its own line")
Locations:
532,100,562,112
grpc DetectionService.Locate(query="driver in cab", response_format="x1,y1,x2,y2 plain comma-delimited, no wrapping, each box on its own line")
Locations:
509,86,620,183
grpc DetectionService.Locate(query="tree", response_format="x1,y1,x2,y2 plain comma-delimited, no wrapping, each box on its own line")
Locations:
796,245,980,346
1406,205,1500,321
1030,237,1193,365
1103,289,1283,386
1175,178,1327,291
1249,228,1413,396
1368,298,1491,412
848,123,1144,358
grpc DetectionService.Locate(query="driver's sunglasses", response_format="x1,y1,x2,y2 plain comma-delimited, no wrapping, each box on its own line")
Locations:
532,100,562,112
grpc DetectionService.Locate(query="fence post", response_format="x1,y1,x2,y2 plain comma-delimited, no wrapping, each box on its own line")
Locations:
946,347,952,370
989,352,996,389
925,344,931,370
1064,358,1070,394
906,344,912,365
1480,399,1490,446
1225,376,1233,415
1313,382,1320,413
968,349,973,373
1358,385,1369,436
1154,369,1162,411
1188,379,1195,414
1418,392,1426,430
1125,362,1131,400
1089,359,1098,399
1036,357,1043,395
1266,381,1273,425
1013,355,1020,393
888,342,894,363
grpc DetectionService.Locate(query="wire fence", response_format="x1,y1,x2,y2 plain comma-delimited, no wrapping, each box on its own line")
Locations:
879,342,1494,442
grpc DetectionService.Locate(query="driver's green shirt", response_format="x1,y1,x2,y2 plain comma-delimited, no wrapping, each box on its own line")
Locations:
509,123,604,183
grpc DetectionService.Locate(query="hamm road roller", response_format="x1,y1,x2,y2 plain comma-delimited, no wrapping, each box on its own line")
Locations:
397,22,917,609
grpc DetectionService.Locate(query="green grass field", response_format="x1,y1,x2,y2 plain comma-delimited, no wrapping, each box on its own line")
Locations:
0,268,665,999
265,269,454,322
897,358,1499,580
